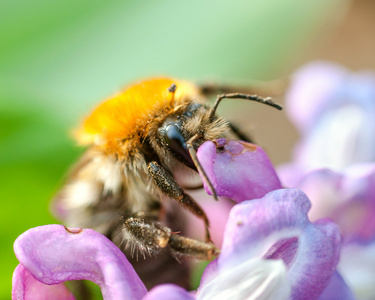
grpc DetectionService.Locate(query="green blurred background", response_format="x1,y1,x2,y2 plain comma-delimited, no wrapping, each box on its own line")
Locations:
0,0,357,298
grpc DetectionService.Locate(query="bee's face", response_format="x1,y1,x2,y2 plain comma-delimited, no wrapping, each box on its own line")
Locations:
157,103,206,169
149,102,227,171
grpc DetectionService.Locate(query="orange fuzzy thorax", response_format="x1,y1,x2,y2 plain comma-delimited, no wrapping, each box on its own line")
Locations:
75,78,200,149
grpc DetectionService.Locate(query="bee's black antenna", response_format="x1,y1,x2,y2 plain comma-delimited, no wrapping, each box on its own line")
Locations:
209,93,282,122
186,134,218,201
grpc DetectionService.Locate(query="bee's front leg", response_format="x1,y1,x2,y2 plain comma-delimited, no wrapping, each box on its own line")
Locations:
123,215,218,260
147,161,213,244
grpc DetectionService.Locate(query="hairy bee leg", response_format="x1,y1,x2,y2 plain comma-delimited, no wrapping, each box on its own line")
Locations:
168,234,219,260
123,216,218,260
147,161,213,244
123,217,171,257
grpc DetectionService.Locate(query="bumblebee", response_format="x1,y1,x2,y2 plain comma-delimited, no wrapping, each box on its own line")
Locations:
54,78,281,289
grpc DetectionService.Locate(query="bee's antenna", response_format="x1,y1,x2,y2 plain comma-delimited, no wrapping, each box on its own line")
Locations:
168,83,177,102
186,134,218,201
209,93,282,122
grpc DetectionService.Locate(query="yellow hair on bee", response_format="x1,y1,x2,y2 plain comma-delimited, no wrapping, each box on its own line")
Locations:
75,78,200,150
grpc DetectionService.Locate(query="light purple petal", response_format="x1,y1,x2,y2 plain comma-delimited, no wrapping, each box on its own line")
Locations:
318,271,355,300
339,163,375,243
280,168,343,222
143,284,194,300
283,163,375,244
215,189,342,300
286,61,348,132
276,163,306,188
197,139,282,202
13,225,147,300
293,103,375,171
278,164,375,298
286,61,375,171
12,264,76,300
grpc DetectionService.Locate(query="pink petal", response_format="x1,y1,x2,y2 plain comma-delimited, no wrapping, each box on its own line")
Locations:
12,264,75,300
197,139,282,202
13,225,147,300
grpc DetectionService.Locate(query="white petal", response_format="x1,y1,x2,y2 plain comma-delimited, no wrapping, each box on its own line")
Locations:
197,258,290,300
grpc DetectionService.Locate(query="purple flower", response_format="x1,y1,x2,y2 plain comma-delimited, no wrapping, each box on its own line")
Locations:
185,138,282,246
281,164,375,299
279,61,375,299
12,225,147,300
283,61,375,174
12,137,353,299
12,189,352,300
194,189,347,300
194,138,354,299
289,164,375,243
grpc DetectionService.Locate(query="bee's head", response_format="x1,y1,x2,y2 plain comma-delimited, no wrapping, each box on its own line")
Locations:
144,83,226,180
158,102,207,170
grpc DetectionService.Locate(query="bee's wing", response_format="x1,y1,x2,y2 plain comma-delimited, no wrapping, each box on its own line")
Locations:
52,148,127,234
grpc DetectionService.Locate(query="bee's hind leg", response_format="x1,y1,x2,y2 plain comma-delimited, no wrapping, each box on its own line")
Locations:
123,215,218,260
168,233,219,260
147,161,213,244
123,216,171,257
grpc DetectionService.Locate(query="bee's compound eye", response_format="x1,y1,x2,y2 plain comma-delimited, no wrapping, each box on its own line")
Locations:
164,124,196,170
165,124,187,150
